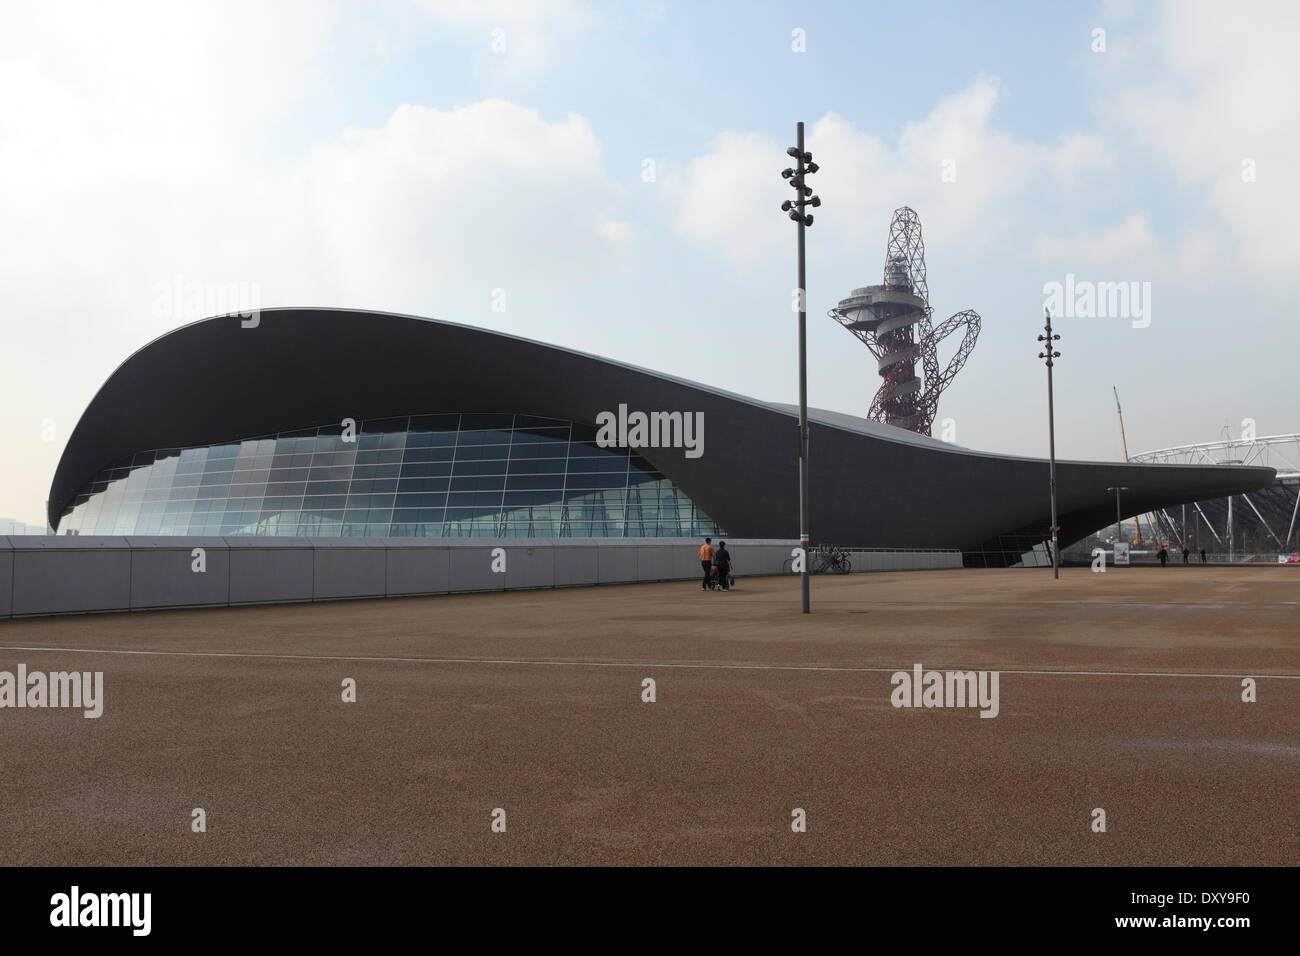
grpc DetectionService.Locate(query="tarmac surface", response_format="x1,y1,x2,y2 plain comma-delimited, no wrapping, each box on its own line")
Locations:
1,567,1296,866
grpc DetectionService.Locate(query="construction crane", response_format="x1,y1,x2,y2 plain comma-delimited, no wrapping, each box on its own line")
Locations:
1113,386,1144,545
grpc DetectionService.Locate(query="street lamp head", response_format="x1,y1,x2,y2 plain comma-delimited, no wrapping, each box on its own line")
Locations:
810,195,821,207
786,146,801,158
781,200,792,211
806,161,819,174
803,214,814,226
781,168,794,179
789,210,801,222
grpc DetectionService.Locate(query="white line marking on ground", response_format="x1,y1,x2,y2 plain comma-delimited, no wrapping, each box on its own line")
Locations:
0,645,1296,680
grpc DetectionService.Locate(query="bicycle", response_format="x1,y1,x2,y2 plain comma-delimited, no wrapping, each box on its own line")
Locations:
783,544,852,575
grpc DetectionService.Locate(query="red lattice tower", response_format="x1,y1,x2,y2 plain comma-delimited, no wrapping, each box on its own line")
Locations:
829,206,980,436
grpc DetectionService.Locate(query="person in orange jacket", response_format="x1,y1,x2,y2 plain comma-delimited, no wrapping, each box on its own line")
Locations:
698,537,715,590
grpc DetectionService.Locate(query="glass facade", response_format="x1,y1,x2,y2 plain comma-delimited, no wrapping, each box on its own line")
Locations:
58,414,724,538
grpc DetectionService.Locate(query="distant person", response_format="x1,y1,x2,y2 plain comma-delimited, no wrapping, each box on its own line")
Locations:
1200,548,1207,564
1158,546,1168,567
1182,546,1190,565
699,536,715,591
713,540,732,592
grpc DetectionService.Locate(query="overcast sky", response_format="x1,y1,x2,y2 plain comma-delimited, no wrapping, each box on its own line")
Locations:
2,0,1297,526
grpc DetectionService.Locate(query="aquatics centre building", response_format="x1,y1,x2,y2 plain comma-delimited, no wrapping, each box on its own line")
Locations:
47,308,1275,567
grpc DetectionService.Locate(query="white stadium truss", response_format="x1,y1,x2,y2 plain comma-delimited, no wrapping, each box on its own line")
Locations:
1130,433,1300,556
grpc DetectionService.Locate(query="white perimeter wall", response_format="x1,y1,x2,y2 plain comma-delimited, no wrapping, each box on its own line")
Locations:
0,537,962,618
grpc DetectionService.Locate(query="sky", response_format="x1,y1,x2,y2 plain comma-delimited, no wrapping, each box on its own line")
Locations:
1,0,1297,527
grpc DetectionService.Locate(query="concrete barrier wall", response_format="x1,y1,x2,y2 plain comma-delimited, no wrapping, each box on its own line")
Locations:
0,537,962,619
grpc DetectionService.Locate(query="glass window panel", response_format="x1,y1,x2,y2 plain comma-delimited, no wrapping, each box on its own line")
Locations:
451,459,506,476
509,442,569,459
507,475,565,491
453,442,510,459
400,461,454,478
402,446,456,463
457,431,512,448
350,478,399,494
566,457,630,474
261,496,304,511
568,441,623,458
405,431,458,448
503,491,565,507
450,476,505,492
564,473,630,490
507,458,566,475
352,463,401,479
394,493,447,509
447,491,504,506
308,452,356,468
265,482,306,496
305,480,351,496
354,449,404,465
395,477,449,494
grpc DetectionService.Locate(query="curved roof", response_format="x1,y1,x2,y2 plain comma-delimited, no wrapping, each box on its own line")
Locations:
49,308,1277,549
1132,434,1300,479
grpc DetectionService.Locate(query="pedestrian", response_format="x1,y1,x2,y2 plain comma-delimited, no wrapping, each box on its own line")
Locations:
713,540,732,592
1200,548,1207,564
1182,546,1190,565
698,536,715,590
1158,546,1168,567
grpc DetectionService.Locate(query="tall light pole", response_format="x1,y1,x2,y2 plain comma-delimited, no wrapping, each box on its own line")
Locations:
1038,309,1061,579
781,122,819,613
1107,486,1129,544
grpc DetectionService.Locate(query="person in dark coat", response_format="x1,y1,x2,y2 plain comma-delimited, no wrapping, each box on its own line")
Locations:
713,541,732,592
1182,546,1190,565
1158,546,1168,567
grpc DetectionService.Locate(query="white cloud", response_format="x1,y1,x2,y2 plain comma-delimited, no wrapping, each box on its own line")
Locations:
416,0,593,77
303,99,632,310
669,76,1109,269
0,4,628,525
1104,0,1300,282
1031,213,1220,282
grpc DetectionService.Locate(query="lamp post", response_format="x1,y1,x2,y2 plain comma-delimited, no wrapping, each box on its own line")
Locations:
1107,486,1128,545
1038,309,1061,579
781,122,820,614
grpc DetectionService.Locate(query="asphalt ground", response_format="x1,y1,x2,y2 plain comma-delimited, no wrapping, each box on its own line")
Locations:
0,567,1296,866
